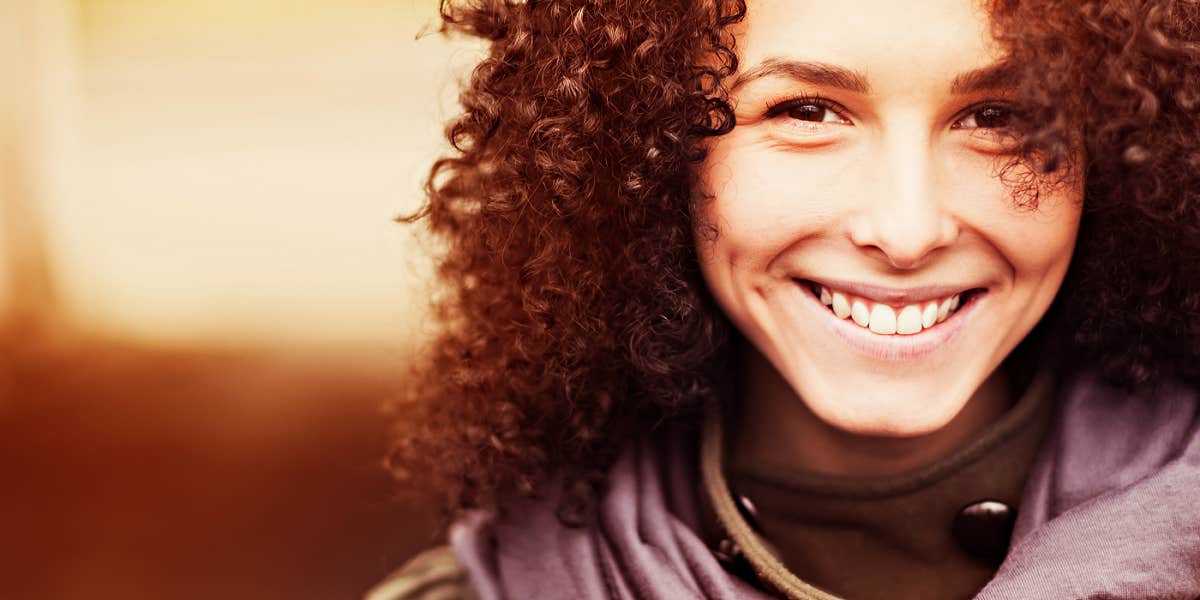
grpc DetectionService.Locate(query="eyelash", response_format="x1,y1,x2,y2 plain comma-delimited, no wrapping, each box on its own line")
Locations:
952,101,1022,132
763,94,850,124
762,95,1019,131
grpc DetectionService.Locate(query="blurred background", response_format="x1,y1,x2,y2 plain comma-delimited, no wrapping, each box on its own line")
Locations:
1,1,478,598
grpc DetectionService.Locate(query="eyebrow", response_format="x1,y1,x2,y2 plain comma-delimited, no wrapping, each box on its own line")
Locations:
948,61,1018,94
729,58,1017,95
731,58,870,93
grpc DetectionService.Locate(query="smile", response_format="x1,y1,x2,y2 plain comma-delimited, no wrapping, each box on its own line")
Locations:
804,281,980,335
793,279,987,360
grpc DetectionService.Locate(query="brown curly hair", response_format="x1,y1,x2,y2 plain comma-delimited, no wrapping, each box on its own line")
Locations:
388,0,1200,520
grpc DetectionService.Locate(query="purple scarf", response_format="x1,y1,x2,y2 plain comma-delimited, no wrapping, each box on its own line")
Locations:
451,373,1200,599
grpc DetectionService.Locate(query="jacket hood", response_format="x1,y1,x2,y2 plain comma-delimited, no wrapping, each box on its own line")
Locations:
450,371,1200,599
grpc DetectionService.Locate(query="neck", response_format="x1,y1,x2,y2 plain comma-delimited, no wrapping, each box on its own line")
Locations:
731,347,1012,477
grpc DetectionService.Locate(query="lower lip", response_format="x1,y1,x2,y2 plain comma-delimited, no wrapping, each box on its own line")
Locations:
793,281,983,361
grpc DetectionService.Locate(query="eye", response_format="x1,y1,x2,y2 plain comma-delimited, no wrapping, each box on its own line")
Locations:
764,95,852,126
953,104,1019,130
951,102,1027,152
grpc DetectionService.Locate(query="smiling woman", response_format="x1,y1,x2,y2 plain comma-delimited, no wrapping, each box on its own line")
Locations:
377,0,1200,599
696,0,1084,477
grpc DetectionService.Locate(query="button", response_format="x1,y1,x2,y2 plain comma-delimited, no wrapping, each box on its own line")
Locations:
952,499,1016,565
733,492,761,531
712,538,766,590
714,537,742,565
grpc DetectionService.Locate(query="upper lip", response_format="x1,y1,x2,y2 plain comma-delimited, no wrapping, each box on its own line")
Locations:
803,277,983,305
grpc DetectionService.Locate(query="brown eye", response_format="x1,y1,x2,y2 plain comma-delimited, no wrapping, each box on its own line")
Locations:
787,103,830,122
957,105,1017,130
764,96,851,126
976,106,1012,128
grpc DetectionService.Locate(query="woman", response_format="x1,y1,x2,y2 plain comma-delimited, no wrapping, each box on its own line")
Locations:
374,0,1200,598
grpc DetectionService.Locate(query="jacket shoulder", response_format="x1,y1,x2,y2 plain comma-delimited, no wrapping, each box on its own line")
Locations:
365,545,476,600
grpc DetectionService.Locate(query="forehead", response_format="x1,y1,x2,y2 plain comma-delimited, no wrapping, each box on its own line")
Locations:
733,0,1004,94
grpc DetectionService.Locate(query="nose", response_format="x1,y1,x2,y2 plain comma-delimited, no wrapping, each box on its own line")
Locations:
845,137,959,270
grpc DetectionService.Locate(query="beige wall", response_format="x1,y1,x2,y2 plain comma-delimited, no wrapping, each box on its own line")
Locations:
6,0,480,348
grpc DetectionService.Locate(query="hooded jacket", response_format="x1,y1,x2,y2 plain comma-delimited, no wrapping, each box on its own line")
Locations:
368,370,1200,599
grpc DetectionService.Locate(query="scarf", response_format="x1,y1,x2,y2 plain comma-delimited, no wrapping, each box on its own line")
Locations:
450,372,1200,599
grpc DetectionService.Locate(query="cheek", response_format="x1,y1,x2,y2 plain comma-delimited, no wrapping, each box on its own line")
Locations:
694,144,801,326
991,192,1082,284
694,140,844,272
698,160,790,258
947,156,1083,280
692,167,763,317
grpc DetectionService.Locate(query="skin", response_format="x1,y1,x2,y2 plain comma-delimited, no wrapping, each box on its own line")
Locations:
695,0,1083,476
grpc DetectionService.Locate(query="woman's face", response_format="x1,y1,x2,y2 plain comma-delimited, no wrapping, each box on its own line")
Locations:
696,0,1083,437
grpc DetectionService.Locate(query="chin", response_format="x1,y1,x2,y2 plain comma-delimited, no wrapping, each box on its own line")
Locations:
808,395,968,438
777,352,992,439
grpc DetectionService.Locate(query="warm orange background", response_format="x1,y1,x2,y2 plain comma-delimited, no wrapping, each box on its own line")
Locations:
1,1,470,598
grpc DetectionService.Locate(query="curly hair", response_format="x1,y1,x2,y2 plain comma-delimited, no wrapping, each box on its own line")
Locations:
388,0,1200,520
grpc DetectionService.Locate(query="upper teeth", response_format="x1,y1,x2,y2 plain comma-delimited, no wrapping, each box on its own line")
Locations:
816,284,962,335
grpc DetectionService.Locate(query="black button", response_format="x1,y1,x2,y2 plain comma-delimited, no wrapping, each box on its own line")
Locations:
714,537,742,565
952,499,1016,565
730,491,763,532
712,538,769,592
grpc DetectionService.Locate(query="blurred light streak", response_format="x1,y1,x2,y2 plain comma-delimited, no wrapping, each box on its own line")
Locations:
1,0,76,341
